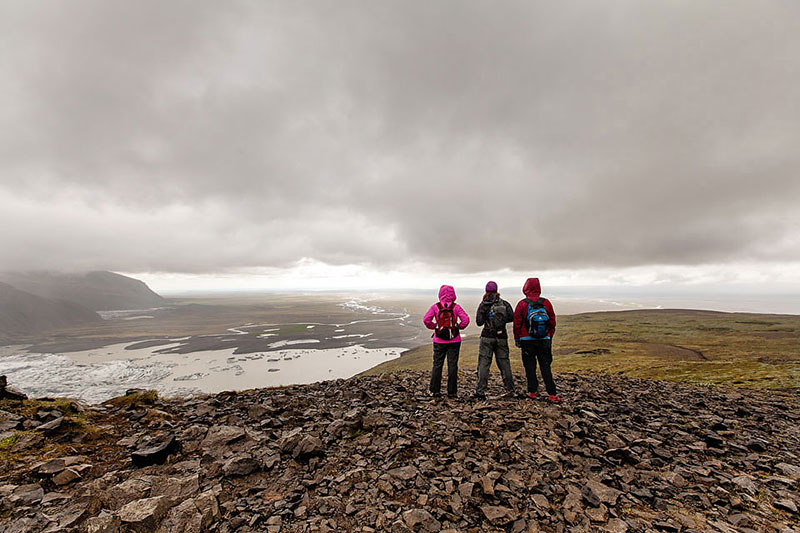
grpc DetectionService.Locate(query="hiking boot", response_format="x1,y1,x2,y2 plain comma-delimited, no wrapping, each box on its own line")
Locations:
501,392,518,400
527,392,537,399
447,394,458,400
548,394,563,403
430,392,442,399
471,393,487,401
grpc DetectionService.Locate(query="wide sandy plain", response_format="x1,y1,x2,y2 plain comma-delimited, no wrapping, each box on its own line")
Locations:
0,292,432,402
2,291,799,402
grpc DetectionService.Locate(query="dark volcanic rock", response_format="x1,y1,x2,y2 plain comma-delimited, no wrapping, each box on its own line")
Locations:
131,434,179,467
0,375,28,401
0,371,798,532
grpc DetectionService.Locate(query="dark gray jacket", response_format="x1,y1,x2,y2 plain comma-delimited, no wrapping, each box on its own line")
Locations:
476,297,514,339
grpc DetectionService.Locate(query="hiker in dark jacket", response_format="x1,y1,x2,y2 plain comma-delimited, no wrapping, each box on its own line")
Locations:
473,281,516,400
513,277,562,402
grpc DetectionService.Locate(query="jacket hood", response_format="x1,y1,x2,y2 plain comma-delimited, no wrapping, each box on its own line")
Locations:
438,285,457,306
522,278,541,299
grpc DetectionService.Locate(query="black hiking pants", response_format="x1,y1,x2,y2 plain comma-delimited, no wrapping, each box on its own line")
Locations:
430,342,460,396
520,339,557,396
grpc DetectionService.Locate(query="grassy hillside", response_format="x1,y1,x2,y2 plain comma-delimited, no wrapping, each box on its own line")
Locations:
364,309,800,389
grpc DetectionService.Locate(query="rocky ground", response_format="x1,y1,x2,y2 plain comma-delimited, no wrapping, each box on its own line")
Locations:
1,371,799,532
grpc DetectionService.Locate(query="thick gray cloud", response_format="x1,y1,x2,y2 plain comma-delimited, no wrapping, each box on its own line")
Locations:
1,0,799,274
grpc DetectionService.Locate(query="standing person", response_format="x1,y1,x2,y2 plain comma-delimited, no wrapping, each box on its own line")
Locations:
473,281,516,400
423,285,470,398
513,278,562,402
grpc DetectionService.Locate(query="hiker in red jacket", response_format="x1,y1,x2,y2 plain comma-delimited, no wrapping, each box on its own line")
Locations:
513,278,562,402
423,285,470,398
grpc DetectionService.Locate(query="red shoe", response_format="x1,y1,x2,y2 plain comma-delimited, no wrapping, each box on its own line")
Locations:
548,394,563,403
527,392,537,399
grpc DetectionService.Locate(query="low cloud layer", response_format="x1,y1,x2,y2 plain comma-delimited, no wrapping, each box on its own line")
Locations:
1,1,799,275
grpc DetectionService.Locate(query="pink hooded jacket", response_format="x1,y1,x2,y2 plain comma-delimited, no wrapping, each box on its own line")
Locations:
422,285,470,344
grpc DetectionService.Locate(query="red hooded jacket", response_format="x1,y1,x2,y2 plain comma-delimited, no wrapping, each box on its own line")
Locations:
513,278,556,340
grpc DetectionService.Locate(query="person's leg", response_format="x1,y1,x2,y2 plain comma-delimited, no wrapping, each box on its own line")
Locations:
475,338,493,396
536,339,558,396
445,342,460,397
429,343,446,394
520,341,539,394
495,339,515,394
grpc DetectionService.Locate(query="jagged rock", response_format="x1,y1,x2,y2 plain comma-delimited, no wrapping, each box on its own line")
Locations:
389,465,419,481
41,491,70,505
731,475,757,495
222,454,259,477
481,505,517,525
601,518,630,532
774,499,797,513
57,500,90,528
36,458,68,476
84,511,121,533
103,478,153,510
201,425,246,449
775,463,800,480
150,473,200,503
1,371,799,533
582,479,622,507
0,409,22,431
52,467,82,486
35,416,64,433
402,508,441,531
156,499,203,532
10,483,44,505
117,495,170,531
131,434,179,467
0,375,27,401
292,435,325,460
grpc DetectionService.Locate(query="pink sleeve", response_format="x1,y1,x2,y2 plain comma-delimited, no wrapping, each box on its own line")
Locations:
455,304,470,329
422,304,437,330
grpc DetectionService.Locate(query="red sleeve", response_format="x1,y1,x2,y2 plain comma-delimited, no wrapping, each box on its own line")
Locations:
544,299,556,338
513,300,526,340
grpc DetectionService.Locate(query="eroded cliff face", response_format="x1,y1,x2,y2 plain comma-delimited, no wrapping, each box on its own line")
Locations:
1,371,799,532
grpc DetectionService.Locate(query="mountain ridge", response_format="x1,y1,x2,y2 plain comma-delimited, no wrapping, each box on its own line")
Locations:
0,282,102,340
0,271,165,312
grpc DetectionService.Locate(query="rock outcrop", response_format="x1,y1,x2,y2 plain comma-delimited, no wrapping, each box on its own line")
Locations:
1,371,798,532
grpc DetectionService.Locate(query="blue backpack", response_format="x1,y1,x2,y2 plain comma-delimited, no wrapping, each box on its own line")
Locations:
524,298,550,339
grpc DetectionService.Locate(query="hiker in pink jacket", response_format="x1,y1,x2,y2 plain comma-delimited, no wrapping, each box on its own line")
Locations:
422,285,470,398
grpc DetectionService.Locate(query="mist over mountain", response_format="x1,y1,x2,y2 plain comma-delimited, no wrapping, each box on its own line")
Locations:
0,282,101,340
0,271,165,312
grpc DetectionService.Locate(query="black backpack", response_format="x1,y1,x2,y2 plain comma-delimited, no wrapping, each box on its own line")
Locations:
487,299,508,335
524,298,550,339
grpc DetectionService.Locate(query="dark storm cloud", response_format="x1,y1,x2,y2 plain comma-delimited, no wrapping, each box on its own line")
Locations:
1,0,799,273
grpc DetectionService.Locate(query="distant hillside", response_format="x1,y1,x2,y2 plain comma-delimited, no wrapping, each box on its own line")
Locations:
0,282,102,340
366,309,800,389
0,271,165,311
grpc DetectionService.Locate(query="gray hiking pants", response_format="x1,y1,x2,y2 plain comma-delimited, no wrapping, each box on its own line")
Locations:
475,337,515,395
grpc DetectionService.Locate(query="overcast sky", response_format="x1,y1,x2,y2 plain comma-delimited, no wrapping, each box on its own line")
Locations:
1,1,799,290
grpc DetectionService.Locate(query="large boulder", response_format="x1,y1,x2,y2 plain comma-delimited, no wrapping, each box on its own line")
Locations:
117,496,170,532
131,434,179,467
